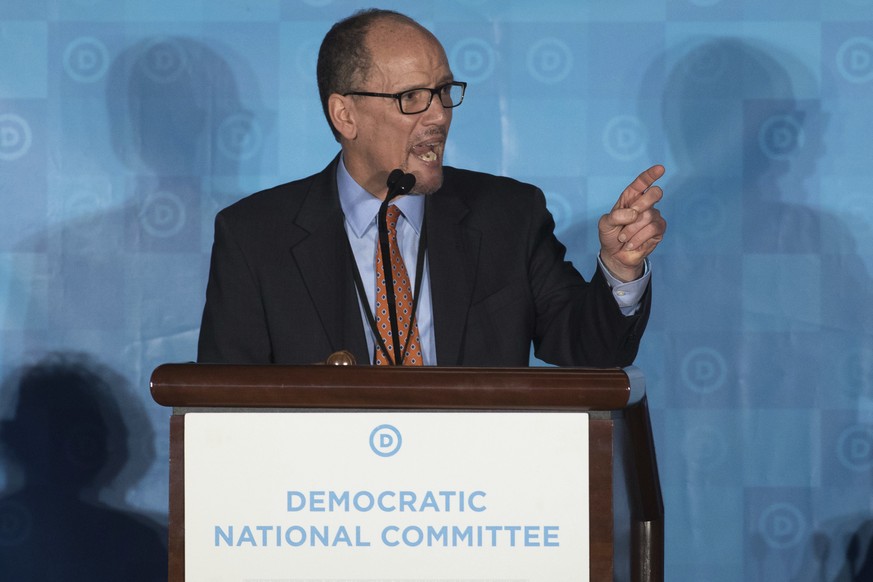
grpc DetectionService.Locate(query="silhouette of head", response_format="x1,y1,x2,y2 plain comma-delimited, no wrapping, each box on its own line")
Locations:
1,356,128,496
649,38,822,190
106,37,245,177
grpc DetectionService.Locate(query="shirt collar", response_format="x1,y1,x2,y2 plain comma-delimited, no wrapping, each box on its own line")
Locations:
337,155,425,238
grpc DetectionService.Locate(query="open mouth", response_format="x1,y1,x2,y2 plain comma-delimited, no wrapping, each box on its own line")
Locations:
411,141,441,163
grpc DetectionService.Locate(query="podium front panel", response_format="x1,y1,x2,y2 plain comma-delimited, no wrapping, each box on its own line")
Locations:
183,411,590,581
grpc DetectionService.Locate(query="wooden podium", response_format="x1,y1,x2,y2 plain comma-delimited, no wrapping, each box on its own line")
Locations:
150,363,663,581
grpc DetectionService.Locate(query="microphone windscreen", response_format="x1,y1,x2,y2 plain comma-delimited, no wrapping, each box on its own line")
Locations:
398,173,416,194
386,169,404,190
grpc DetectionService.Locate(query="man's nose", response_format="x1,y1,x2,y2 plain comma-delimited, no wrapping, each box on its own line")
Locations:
421,94,450,123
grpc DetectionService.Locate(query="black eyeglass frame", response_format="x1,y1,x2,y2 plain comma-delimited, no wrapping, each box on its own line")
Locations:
343,81,467,114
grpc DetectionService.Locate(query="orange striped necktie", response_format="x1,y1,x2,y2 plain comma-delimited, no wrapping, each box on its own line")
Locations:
374,205,423,366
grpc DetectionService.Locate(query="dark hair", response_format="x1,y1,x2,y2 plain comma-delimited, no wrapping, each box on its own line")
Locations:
316,9,423,141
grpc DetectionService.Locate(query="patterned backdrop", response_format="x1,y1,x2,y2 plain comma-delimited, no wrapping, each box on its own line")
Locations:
1,0,872,579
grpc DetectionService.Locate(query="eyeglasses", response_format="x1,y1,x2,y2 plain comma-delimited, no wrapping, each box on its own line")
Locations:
344,81,467,115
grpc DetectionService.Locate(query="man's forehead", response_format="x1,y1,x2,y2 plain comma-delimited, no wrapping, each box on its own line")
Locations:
366,20,445,59
360,24,450,88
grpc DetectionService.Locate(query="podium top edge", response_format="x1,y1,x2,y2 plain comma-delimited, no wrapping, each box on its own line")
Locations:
150,363,642,411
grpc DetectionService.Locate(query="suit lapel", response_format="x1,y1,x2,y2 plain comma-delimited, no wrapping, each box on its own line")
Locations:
288,158,369,363
426,188,480,365
285,161,482,366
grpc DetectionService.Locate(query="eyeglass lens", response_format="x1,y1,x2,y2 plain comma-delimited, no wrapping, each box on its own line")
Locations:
400,84,464,114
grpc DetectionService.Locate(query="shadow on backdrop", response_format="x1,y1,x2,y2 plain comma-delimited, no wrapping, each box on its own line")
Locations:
833,518,873,581
0,354,166,580
638,37,873,581
11,35,256,332
106,35,263,234
7,32,263,515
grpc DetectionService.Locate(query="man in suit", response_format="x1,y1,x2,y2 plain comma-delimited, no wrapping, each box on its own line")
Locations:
197,9,666,367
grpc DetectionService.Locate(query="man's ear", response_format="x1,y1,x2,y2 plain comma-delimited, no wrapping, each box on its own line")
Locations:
328,94,357,140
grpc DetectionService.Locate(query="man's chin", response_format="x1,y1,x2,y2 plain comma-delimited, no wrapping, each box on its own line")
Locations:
411,175,443,195
408,165,444,195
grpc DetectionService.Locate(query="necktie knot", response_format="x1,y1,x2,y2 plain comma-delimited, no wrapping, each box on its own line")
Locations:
385,204,402,231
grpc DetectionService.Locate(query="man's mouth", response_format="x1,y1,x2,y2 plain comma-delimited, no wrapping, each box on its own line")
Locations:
411,142,441,163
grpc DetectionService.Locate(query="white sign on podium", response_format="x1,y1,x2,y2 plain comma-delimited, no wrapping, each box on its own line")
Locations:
185,412,590,581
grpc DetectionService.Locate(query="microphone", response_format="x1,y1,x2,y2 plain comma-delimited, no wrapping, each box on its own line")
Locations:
386,168,404,192
385,169,416,202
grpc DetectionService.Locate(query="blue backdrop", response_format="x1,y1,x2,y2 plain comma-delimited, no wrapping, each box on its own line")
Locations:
1,0,872,579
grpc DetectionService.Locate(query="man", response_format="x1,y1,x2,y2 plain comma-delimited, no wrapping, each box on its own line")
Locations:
197,9,666,367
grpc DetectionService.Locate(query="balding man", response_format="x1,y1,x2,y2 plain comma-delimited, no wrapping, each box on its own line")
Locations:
198,8,666,367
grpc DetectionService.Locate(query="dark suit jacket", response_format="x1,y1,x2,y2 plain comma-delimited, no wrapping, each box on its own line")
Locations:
197,156,650,366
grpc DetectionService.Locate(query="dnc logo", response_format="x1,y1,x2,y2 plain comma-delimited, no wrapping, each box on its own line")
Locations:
369,424,402,458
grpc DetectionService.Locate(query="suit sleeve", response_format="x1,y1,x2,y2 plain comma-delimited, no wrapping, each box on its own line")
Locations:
526,188,651,368
197,211,273,363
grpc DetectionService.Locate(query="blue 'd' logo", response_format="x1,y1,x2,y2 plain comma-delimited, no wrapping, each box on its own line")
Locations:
370,424,402,457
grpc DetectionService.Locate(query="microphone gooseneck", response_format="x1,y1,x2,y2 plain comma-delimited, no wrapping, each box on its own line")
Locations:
377,169,417,364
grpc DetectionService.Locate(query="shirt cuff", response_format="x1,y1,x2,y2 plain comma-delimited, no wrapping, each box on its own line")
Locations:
597,256,651,316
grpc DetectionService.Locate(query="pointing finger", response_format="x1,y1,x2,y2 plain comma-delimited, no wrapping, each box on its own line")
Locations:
615,164,665,210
